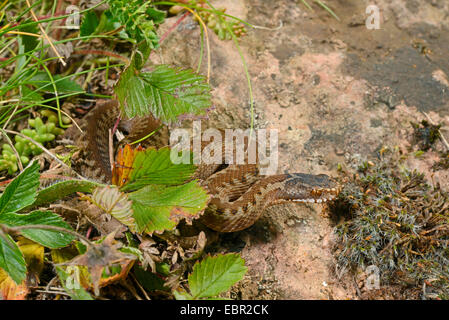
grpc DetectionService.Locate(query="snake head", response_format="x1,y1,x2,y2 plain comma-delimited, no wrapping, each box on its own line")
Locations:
277,173,341,204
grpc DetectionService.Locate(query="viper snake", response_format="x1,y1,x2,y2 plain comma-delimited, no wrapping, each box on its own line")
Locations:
67,100,340,232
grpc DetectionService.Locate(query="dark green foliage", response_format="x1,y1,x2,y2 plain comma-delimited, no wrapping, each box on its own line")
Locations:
108,0,165,48
333,148,449,299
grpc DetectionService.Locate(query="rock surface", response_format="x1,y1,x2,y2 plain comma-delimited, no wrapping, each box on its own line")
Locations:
151,0,449,299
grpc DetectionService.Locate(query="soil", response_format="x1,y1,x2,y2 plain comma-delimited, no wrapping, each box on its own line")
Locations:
149,0,449,299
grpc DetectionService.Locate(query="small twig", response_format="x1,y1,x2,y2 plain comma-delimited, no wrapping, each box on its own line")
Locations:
6,31,43,38
129,124,164,145
34,289,71,297
108,128,114,174
160,11,191,43
0,99,20,105
25,0,66,66
131,273,151,300
181,7,210,82
72,50,130,64
111,112,122,136
252,20,283,31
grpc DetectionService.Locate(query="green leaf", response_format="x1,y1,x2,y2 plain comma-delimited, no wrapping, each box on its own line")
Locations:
21,85,43,102
0,211,75,248
188,254,247,299
26,72,84,94
129,181,209,234
18,20,39,53
108,0,164,47
87,186,137,232
133,265,167,291
0,161,40,215
120,147,196,192
15,19,39,72
96,10,130,40
173,290,193,300
147,7,166,24
31,179,101,209
0,232,26,284
80,11,99,37
115,65,211,121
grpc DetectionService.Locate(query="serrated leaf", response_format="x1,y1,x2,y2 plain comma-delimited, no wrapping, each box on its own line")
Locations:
0,211,75,249
115,146,196,192
87,186,136,232
80,11,99,37
31,179,101,209
0,161,40,215
188,254,247,299
0,233,26,284
129,181,209,234
115,65,211,121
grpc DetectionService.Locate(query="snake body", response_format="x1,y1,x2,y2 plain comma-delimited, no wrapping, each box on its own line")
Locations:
70,100,340,232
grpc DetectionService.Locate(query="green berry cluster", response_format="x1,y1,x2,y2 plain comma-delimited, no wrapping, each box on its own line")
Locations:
195,8,246,40
0,110,69,174
169,3,246,40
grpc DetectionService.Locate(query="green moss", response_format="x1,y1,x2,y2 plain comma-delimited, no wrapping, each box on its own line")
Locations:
333,147,449,299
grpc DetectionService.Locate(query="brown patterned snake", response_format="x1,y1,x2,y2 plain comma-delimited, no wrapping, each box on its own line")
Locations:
67,100,340,232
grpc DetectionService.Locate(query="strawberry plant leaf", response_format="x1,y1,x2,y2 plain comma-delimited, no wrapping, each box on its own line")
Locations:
0,232,26,284
118,146,196,192
31,179,101,209
0,161,40,215
129,181,209,235
115,64,211,121
80,11,99,37
85,186,137,232
0,211,75,249
188,253,247,299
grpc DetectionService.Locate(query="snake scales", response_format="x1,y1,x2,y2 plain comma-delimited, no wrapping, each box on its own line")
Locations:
68,100,340,232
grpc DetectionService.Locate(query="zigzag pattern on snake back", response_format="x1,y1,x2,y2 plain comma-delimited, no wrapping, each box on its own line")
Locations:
68,100,341,232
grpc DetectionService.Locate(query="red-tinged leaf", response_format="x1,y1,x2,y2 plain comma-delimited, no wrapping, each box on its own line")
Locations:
112,144,141,187
112,145,196,191
129,181,209,235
